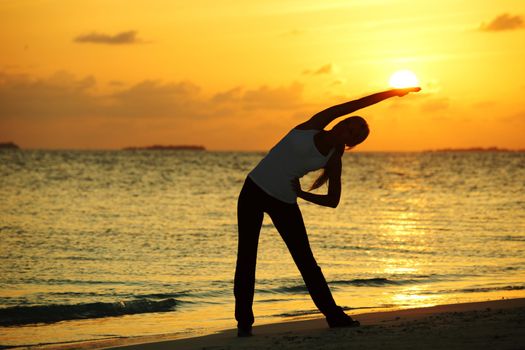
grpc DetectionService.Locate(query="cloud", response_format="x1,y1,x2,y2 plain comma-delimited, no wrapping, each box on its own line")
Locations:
331,79,345,86
240,83,304,110
314,64,333,75
0,71,305,122
0,71,313,149
280,29,305,37
303,64,334,76
480,13,524,31
108,80,208,119
0,70,98,119
74,31,143,44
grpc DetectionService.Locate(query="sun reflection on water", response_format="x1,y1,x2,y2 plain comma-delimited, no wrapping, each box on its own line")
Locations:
391,286,436,308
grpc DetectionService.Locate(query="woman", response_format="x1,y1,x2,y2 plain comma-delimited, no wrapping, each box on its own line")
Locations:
234,87,420,337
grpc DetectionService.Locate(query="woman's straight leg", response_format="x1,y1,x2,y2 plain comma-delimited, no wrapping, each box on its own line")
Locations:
234,180,264,329
267,202,340,317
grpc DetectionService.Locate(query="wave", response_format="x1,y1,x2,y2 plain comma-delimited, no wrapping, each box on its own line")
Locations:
262,277,424,295
421,285,525,296
259,278,525,299
277,309,320,317
501,235,525,242
264,285,309,294
277,305,388,318
0,298,178,326
331,277,419,287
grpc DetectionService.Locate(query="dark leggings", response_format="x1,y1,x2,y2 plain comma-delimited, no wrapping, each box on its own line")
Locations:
234,177,341,328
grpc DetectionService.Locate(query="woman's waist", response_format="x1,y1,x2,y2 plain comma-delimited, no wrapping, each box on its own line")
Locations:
246,174,297,204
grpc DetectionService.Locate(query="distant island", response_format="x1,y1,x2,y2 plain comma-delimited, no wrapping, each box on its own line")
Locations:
427,147,523,152
123,145,206,151
0,142,20,149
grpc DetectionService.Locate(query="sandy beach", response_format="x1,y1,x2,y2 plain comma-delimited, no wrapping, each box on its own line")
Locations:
34,298,524,350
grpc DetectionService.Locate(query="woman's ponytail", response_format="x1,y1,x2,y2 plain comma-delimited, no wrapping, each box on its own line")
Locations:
309,144,346,191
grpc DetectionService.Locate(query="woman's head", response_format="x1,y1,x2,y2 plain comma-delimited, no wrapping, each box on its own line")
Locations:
310,116,369,191
332,116,369,148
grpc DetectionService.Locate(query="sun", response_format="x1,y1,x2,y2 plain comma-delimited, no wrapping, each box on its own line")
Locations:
389,70,419,88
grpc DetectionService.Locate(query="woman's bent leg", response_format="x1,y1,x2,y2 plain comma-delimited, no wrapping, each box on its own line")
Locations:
234,180,264,331
267,203,340,317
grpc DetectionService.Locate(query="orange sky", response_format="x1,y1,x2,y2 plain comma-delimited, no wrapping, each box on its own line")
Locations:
1,0,524,151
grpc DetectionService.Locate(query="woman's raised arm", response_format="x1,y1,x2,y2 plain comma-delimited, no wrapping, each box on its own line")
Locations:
297,87,420,130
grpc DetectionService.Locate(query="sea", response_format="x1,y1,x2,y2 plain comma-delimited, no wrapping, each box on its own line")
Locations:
1,149,524,348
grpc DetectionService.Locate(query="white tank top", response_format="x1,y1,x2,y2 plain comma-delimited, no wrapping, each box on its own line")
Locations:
249,128,334,203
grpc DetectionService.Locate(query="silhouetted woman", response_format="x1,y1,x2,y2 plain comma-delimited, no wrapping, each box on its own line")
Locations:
234,87,420,337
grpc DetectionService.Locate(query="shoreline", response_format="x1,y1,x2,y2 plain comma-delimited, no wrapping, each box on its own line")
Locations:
32,298,525,350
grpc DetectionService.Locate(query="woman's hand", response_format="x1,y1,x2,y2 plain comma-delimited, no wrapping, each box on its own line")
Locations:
393,87,421,97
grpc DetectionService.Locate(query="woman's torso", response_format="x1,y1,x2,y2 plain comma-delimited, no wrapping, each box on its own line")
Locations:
248,128,334,203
